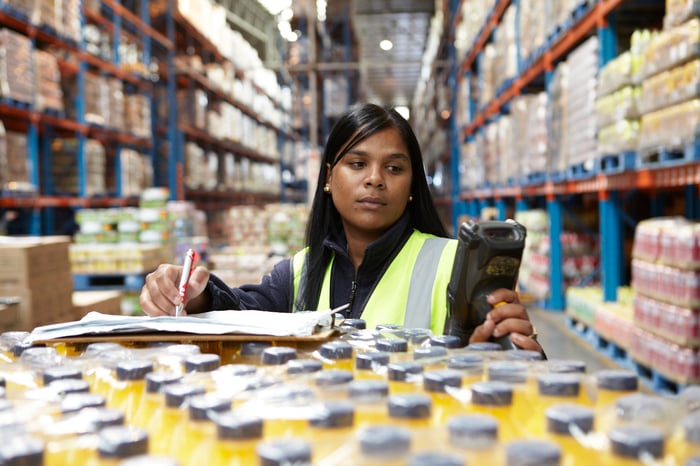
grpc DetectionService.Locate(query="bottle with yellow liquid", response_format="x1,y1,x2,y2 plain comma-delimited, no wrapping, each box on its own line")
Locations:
242,384,316,439
89,425,149,466
348,380,389,428
593,370,638,409
153,344,201,373
376,338,409,363
260,346,298,376
503,349,545,362
235,342,272,365
0,331,30,361
469,381,520,441
340,318,367,330
544,359,587,374
530,373,589,436
605,425,666,466
207,363,259,395
318,341,354,372
404,328,433,349
116,454,179,466
387,393,433,444
183,353,221,374
109,360,153,423
148,383,206,456
670,412,700,465
487,360,534,436
447,353,485,387
174,393,231,465
413,346,448,372
606,393,674,434
429,335,463,350
307,400,356,463
60,393,108,416
447,413,503,465
545,403,600,466
422,369,466,425
49,378,92,397
131,371,182,430
256,438,313,466
314,369,354,401
354,351,389,381
209,412,264,466
286,359,322,380
466,342,503,352
387,361,423,394
0,433,44,465
505,439,562,466
42,366,83,386
355,424,412,466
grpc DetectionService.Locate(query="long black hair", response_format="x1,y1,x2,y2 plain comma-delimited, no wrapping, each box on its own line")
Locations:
299,103,448,311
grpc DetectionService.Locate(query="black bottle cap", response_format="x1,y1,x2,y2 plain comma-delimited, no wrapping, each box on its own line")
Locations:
545,359,587,373
685,413,700,444
309,401,355,428
404,328,433,345
49,378,91,396
423,369,463,393
504,349,544,361
465,342,503,351
0,434,44,466
387,361,423,381
319,341,353,360
189,394,231,421
471,381,513,406
408,452,464,466
0,331,29,350
545,403,594,435
145,372,182,394
61,393,107,414
287,359,323,375
429,335,463,349
0,375,5,388
448,354,484,371
447,414,499,448
216,412,264,440
387,393,432,419
257,438,312,466
340,318,366,329
261,347,297,365
355,351,390,370
413,346,448,360
348,380,389,402
505,439,562,466
315,369,354,387
43,366,83,385
359,425,411,457
596,369,638,391
609,425,665,459
84,408,125,430
15,344,50,360
376,338,408,353
217,364,258,377
487,361,528,384
537,373,580,397
184,353,221,372
97,426,149,459
116,360,154,381
240,341,272,356
163,383,206,408
615,393,670,424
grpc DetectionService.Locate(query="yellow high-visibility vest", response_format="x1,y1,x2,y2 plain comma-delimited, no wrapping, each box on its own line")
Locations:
291,230,458,334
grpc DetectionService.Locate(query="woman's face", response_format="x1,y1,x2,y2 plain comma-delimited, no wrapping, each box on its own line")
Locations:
326,127,413,242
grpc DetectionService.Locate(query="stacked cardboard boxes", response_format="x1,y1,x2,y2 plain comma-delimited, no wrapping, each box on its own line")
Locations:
0,236,73,330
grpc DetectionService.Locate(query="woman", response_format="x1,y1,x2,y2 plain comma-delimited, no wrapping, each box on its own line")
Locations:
140,103,541,351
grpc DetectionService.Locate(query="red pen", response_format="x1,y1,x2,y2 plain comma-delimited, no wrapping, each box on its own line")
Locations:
175,248,197,317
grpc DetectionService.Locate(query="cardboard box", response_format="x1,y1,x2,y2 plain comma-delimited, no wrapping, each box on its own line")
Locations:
0,236,72,289
0,298,20,329
71,291,122,320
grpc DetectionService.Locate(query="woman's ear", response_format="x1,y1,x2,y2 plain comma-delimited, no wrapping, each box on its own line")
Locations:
325,162,332,186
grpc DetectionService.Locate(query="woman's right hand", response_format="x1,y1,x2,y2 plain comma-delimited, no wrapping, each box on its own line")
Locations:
139,264,210,316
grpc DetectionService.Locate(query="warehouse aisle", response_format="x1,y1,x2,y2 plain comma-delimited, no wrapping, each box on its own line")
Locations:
528,308,617,373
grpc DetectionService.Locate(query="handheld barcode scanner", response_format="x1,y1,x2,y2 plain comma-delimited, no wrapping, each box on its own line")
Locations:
444,219,527,348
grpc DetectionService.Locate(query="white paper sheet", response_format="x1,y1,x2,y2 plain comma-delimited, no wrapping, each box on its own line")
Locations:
27,307,345,342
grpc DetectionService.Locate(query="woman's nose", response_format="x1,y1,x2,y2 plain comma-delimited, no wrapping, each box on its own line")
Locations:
365,165,384,187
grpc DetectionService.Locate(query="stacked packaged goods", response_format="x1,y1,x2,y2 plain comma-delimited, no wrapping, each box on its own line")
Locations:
458,140,481,191
566,36,599,170
544,0,579,37
519,0,547,65
548,63,569,175
34,49,63,113
638,17,700,161
453,0,488,61
2,327,699,465
515,209,599,302
4,131,34,192
50,139,106,196
0,28,34,105
511,93,548,181
595,49,642,156
631,217,700,386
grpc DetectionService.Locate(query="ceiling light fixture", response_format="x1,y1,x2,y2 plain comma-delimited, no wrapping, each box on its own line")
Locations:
316,0,327,22
379,39,393,51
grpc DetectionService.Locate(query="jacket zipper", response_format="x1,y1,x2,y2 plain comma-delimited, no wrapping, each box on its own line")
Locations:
348,280,357,314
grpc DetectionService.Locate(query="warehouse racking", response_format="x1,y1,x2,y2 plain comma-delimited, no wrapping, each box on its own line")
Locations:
0,0,303,238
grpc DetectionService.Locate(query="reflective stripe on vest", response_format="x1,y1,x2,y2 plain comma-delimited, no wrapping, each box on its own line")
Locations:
291,231,458,334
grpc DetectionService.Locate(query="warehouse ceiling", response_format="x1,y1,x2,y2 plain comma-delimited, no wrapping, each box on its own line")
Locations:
351,0,436,108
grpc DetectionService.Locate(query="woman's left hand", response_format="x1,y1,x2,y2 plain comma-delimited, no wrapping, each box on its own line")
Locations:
468,288,543,352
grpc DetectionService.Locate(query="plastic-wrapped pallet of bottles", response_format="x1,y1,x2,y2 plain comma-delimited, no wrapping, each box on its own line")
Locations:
0,324,699,466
